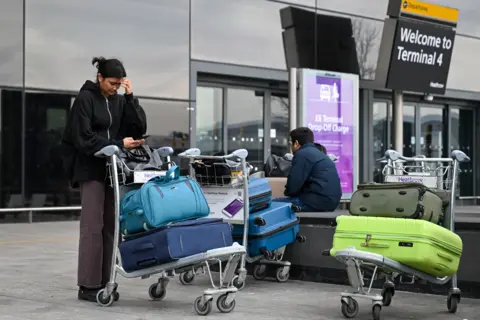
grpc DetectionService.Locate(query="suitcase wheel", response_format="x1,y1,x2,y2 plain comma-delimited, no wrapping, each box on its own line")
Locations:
253,217,266,226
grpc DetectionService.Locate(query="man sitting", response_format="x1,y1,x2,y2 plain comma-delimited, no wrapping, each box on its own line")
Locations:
275,127,342,212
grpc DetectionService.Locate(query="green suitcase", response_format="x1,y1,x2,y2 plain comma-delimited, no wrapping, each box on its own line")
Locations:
349,182,446,225
330,216,462,277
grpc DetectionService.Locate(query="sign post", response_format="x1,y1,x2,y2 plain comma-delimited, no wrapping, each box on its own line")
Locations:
297,69,359,200
375,0,459,154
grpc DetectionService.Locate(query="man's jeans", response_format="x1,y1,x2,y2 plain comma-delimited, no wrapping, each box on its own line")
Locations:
274,197,314,212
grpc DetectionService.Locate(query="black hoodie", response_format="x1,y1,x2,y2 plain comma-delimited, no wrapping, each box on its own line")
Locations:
62,80,147,187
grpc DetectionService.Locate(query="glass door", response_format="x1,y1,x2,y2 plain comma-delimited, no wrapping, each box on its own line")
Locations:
226,88,265,171
418,105,447,158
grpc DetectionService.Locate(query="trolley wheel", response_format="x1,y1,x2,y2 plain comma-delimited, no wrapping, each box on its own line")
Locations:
447,295,459,313
113,291,120,302
253,265,267,281
382,288,393,307
232,275,246,291
96,289,115,307
194,296,212,316
179,271,195,285
340,298,359,318
148,283,167,301
372,304,382,320
216,294,236,313
275,267,290,283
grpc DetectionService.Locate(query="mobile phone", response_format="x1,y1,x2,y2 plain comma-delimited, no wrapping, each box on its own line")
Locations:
141,135,150,139
222,198,244,218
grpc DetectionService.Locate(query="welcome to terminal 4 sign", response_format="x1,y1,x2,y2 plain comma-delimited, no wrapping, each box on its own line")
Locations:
375,0,458,95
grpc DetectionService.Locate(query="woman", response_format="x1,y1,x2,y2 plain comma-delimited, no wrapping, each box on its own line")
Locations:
62,57,147,302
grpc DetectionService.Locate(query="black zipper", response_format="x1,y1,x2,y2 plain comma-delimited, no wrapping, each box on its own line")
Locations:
250,191,272,201
233,217,299,240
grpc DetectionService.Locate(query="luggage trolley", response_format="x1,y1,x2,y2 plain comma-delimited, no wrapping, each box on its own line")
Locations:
178,148,295,289
177,148,250,290
92,145,246,316
329,149,471,320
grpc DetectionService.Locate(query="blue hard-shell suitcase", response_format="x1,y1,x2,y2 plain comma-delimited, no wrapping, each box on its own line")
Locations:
232,201,299,257
249,177,272,213
119,218,233,272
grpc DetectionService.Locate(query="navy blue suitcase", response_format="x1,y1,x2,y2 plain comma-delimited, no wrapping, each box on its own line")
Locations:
249,177,272,213
119,218,233,272
231,201,299,257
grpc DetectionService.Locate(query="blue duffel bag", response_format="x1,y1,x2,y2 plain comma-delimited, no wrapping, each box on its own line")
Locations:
120,165,210,235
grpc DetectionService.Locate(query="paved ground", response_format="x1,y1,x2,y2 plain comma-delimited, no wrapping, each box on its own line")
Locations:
0,221,479,320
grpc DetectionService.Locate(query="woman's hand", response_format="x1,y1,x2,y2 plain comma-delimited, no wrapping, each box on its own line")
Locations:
121,78,133,95
123,137,144,149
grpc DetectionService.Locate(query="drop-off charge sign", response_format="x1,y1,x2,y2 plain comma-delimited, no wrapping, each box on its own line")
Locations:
386,18,455,94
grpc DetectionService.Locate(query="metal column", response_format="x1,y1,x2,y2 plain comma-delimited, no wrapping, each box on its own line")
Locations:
392,90,404,154
288,68,297,131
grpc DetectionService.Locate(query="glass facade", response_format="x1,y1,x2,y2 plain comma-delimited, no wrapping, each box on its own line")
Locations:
0,0,478,211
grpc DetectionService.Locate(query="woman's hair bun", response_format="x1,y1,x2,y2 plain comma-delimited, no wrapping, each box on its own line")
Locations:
91,56,106,69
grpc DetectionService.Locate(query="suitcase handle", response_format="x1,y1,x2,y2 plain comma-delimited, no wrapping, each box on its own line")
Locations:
437,252,453,262
360,242,389,248
137,258,158,268
133,243,155,253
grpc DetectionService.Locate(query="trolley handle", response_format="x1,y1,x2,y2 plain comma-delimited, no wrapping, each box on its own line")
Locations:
95,145,120,158
179,148,249,160
383,149,471,163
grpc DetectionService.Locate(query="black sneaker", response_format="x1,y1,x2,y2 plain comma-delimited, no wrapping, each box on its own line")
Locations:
78,287,101,302
78,286,120,302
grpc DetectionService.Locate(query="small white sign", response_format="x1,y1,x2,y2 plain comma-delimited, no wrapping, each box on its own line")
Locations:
133,170,166,183
202,187,246,224
385,175,439,188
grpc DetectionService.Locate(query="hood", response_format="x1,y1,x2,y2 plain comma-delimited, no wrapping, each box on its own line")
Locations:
80,80,100,93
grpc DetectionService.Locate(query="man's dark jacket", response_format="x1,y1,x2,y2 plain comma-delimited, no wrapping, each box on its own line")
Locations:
61,80,147,187
284,143,342,211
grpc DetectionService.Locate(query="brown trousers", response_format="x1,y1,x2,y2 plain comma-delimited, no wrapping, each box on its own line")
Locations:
77,180,116,289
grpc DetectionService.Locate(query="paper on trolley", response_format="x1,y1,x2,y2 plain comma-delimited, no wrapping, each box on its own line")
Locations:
133,170,166,183
202,187,246,224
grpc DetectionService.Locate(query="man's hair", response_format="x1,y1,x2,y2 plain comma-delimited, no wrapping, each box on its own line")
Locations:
315,143,327,154
290,127,314,146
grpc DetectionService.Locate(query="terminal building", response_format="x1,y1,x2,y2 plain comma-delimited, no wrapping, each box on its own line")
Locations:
0,0,478,211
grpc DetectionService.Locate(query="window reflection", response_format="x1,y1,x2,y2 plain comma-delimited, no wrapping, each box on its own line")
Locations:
450,107,474,197
403,105,416,157
270,95,290,157
0,90,23,208
226,88,264,170
196,87,223,155
419,107,446,158
372,101,387,182
141,99,190,174
25,0,189,98
0,0,23,86
25,92,73,208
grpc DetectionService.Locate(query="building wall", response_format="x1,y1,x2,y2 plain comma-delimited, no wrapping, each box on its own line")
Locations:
0,0,478,208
